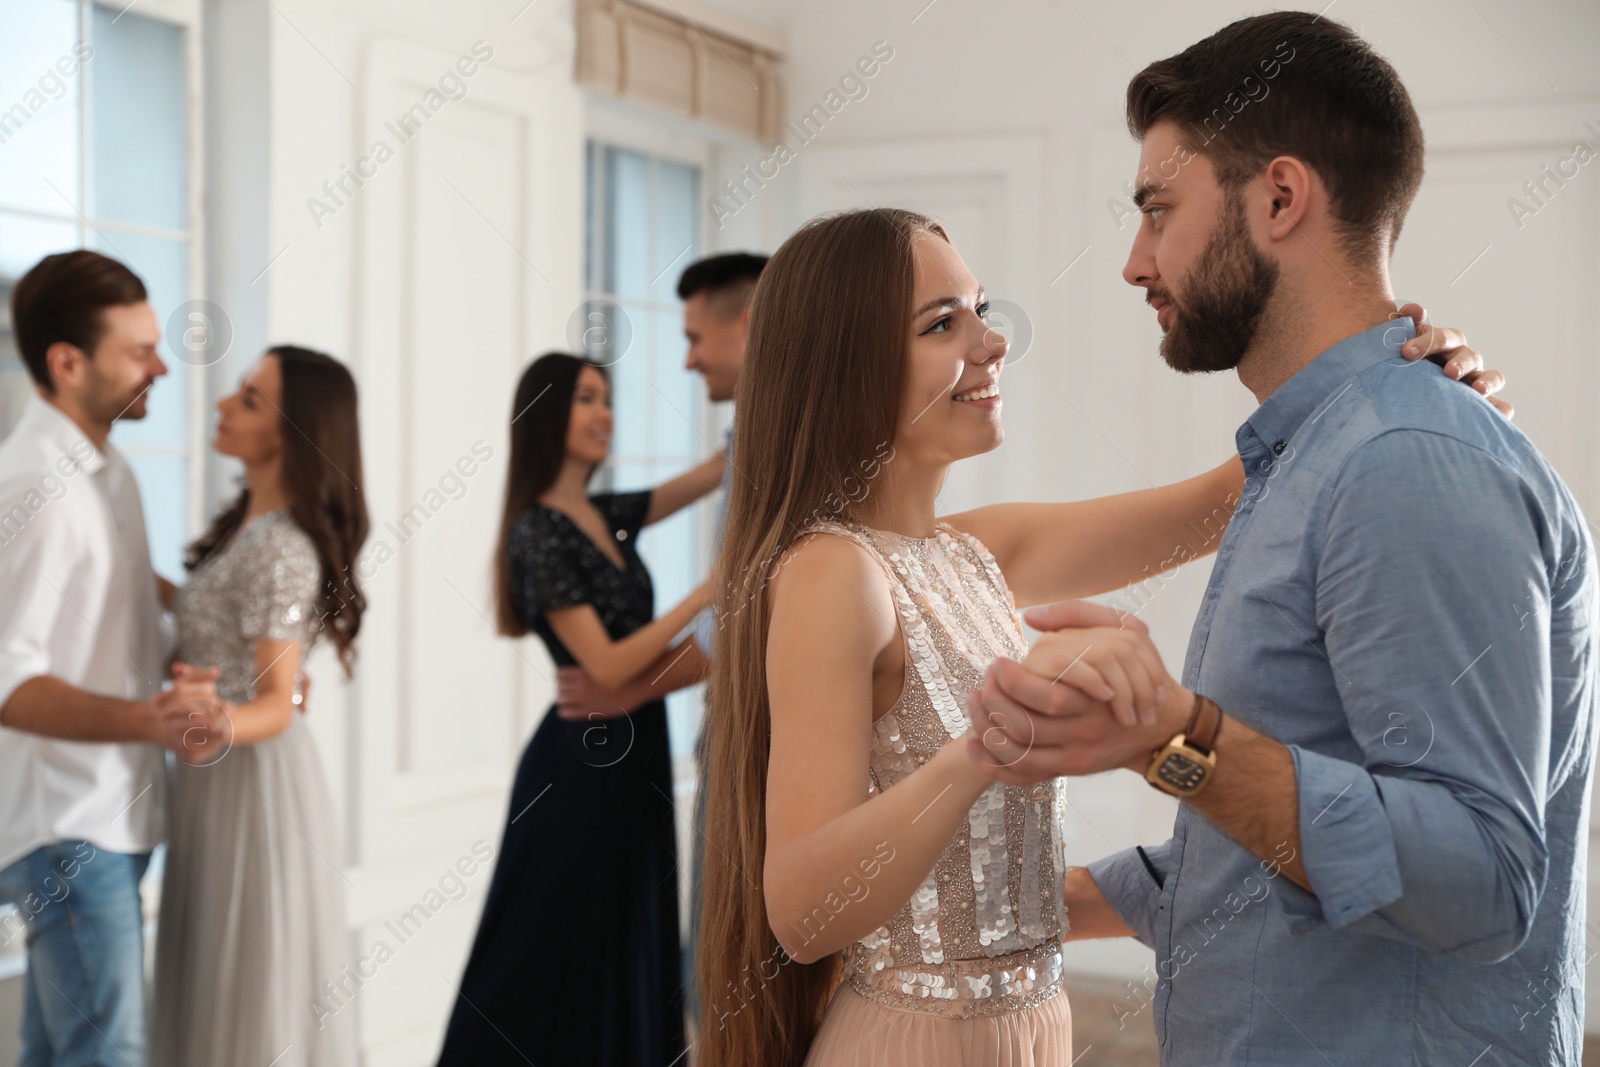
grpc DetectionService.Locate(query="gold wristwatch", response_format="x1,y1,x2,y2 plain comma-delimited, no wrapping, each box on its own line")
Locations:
1146,693,1222,797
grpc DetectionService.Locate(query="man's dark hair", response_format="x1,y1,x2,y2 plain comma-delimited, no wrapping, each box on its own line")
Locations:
676,252,768,319
1127,12,1424,266
9,250,148,393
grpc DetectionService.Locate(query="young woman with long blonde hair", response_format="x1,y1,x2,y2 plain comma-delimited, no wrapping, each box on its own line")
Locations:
694,208,1498,1065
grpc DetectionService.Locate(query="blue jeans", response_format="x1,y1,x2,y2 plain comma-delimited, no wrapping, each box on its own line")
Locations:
0,842,150,1067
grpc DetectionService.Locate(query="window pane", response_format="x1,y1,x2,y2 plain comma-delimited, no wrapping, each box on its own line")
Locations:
649,307,695,457
0,213,80,436
0,0,83,215
666,689,698,761
584,141,706,769
636,458,691,604
611,459,652,500
0,210,79,279
125,451,186,578
0,327,37,438
652,160,698,303
90,4,186,231
610,320,651,462
101,230,188,451
603,146,651,300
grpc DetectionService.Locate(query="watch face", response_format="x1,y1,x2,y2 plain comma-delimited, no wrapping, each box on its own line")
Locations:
1157,752,1207,792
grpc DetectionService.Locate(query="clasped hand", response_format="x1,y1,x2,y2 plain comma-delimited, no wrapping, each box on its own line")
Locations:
152,662,235,765
962,600,1194,785
554,666,642,721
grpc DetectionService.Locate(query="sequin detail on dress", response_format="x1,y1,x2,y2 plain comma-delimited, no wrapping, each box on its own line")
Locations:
174,510,322,703
801,520,1070,1019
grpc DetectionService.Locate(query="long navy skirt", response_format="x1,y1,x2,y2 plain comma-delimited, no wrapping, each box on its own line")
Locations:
436,700,686,1065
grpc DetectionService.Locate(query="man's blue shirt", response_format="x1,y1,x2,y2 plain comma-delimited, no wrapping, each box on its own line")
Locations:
1089,319,1599,1064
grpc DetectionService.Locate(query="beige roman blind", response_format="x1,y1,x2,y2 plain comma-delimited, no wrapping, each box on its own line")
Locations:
575,0,783,143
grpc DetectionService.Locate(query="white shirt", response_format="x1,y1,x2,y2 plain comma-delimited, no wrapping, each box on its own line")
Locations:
0,396,168,870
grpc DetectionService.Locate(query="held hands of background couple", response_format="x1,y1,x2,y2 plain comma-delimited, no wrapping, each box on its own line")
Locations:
554,576,714,721
153,662,235,765
555,665,643,721
962,600,1192,785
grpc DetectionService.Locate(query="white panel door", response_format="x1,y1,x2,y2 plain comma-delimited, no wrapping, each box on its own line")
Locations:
350,37,582,1065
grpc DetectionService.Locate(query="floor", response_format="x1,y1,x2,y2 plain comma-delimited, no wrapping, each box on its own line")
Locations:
1062,974,1160,1065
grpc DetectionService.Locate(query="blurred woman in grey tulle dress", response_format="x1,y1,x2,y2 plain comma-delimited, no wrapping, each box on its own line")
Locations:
151,345,368,1067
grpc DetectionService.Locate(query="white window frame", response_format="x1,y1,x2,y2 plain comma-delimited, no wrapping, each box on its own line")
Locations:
582,97,720,461
582,96,755,572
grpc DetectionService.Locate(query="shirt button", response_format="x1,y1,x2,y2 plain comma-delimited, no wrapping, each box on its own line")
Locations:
617,529,628,540
1272,440,1287,455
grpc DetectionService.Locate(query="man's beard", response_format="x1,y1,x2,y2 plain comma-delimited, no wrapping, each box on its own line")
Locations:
86,372,154,422
1156,189,1280,374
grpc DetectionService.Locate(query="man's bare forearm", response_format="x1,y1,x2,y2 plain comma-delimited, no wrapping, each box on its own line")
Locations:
0,675,158,744
1180,713,1310,891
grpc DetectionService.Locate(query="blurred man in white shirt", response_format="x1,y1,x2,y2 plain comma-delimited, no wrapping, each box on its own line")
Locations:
0,250,225,1067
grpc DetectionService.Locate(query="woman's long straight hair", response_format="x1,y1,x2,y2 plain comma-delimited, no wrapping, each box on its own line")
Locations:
493,352,607,636
187,345,369,675
696,209,949,1066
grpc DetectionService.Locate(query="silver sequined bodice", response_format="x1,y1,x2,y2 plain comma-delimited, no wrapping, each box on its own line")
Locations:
807,520,1069,1019
173,511,322,705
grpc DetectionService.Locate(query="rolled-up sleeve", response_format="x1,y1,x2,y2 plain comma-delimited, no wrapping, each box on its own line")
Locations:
1292,428,1555,962
1086,838,1172,949
0,490,75,712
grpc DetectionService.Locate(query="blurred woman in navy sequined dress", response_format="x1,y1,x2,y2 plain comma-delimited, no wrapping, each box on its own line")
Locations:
436,352,723,1066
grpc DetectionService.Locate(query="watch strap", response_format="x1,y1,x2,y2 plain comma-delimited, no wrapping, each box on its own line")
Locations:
1185,693,1223,754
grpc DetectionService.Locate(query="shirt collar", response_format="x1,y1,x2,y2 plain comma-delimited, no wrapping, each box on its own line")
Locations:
20,395,108,475
1238,318,1416,457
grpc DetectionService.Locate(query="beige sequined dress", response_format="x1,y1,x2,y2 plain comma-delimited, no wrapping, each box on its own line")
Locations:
801,520,1073,1067
151,510,358,1067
